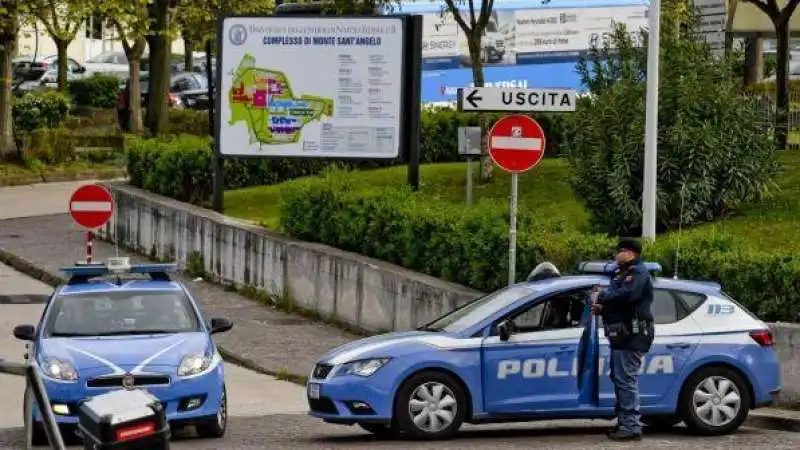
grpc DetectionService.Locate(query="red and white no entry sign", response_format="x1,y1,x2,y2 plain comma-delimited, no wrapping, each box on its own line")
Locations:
487,114,546,173
69,184,114,229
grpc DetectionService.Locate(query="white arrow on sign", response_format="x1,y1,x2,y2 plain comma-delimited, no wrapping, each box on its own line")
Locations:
457,87,577,113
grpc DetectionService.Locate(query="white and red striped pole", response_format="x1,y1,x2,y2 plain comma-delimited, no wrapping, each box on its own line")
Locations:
86,231,94,264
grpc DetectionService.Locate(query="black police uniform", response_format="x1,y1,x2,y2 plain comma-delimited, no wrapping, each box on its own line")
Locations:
599,258,655,352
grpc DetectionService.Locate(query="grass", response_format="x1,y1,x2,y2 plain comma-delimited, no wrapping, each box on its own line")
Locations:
225,151,800,250
226,159,589,231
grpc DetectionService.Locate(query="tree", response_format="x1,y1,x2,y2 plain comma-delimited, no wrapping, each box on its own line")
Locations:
0,0,21,159
144,0,173,136
743,0,800,149
98,0,150,133
441,0,496,182
27,0,92,91
564,13,778,235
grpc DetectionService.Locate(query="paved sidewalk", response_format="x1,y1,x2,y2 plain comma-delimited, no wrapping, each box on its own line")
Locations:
0,214,357,382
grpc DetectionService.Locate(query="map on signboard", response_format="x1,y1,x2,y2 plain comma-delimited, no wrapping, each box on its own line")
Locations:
229,54,334,146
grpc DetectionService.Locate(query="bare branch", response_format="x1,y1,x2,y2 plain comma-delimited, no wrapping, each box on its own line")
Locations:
779,0,800,26
443,0,473,33
746,0,779,20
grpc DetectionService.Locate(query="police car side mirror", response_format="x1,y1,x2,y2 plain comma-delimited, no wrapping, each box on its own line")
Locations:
13,324,36,341
209,317,233,335
497,321,511,342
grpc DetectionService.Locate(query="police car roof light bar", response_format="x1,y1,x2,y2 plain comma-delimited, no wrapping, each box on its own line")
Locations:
60,259,177,285
576,260,662,276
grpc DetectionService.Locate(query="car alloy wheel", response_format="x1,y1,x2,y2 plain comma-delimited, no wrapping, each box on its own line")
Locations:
217,389,227,430
408,382,458,433
680,366,750,436
395,371,466,440
692,376,741,428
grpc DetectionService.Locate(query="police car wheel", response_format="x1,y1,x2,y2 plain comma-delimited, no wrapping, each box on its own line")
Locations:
394,371,466,440
680,367,751,436
196,386,227,438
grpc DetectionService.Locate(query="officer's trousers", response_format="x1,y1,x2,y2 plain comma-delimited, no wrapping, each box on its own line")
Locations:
609,348,645,434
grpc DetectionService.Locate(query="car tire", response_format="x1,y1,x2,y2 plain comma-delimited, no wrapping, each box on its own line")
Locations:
679,366,751,436
358,422,400,438
394,371,467,440
196,385,227,438
23,386,48,446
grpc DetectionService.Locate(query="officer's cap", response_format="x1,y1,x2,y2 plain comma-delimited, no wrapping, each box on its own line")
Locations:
616,237,642,255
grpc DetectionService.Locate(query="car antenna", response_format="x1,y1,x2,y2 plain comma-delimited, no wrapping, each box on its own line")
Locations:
673,181,687,280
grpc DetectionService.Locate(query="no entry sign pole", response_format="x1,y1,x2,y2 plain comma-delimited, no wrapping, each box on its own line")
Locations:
487,115,547,285
69,184,115,264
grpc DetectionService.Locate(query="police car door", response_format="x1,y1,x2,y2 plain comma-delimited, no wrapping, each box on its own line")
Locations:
482,290,589,413
597,288,702,408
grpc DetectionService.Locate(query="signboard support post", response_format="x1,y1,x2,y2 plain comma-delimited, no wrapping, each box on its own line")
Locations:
405,14,424,191
642,0,661,240
508,172,518,286
212,156,224,213
86,230,94,264
466,157,473,205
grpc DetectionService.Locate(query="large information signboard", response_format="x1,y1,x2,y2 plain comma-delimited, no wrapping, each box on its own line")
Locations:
217,17,405,158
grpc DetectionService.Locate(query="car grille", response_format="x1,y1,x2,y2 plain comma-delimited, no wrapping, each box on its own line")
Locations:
87,374,170,388
312,363,333,380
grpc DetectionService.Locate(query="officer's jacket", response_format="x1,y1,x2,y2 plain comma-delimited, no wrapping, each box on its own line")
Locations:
597,258,654,326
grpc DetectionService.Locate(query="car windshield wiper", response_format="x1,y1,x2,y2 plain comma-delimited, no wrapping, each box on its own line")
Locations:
418,326,443,332
50,332,97,337
92,330,179,336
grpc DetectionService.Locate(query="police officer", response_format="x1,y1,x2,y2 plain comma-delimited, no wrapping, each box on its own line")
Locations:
590,237,654,441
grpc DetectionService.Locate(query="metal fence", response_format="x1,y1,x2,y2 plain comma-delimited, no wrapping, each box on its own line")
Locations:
745,90,800,149
0,360,66,450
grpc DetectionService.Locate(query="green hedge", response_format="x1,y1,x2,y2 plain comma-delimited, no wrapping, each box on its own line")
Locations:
128,108,568,204
12,91,71,133
68,74,120,109
279,170,800,322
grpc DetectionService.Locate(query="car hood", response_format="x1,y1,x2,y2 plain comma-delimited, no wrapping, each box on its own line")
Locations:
38,333,211,374
319,330,461,366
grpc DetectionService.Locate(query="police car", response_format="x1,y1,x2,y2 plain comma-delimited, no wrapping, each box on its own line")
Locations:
12,257,233,445
306,261,781,440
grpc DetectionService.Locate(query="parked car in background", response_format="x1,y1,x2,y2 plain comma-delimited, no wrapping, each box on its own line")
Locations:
83,51,130,78
13,67,86,95
12,54,86,82
118,72,211,130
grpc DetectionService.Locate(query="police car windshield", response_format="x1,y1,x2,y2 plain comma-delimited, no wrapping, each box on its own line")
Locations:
422,285,536,334
44,290,201,337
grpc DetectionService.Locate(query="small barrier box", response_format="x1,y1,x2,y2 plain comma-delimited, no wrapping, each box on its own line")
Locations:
78,389,170,450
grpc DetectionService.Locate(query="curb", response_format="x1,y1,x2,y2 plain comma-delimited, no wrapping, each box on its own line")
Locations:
0,246,310,385
746,411,800,432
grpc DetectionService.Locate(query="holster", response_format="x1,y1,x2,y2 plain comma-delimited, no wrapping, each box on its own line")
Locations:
604,322,631,347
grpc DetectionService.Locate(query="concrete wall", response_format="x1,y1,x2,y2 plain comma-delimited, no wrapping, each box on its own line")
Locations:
98,183,800,406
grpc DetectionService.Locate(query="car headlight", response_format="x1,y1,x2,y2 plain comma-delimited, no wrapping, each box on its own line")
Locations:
342,358,391,377
41,358,78,381
178,353,214,377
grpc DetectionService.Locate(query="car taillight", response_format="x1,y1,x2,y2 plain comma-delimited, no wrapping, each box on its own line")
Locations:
168,93,178,104
115,421,156,442
749,330,774,347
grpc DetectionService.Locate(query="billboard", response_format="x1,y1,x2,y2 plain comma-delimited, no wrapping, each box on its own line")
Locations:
404,2,648,70
217,17,405,158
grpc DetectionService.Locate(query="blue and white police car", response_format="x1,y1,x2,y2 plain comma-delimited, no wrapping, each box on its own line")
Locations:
12,257,233,445
306,261,781,440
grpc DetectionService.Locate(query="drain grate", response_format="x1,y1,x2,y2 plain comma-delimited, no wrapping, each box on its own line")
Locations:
0,294,49,304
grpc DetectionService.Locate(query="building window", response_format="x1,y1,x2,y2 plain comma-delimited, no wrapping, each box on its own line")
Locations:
86,14,103,40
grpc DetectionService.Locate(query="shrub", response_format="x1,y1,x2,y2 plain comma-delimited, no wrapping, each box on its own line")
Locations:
565,23,779,235
68,74,121,109
21,128,77,164
279,170,800,322
168,109,212,136
12,91,71,133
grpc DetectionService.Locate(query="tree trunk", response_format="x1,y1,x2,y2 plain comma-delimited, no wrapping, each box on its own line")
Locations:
128,55,144,133
0,8,18,161
468,33,493,183
775,23,790,150
146,0,171,136
55,39,69,91
183,37,194,71
743,36,763,86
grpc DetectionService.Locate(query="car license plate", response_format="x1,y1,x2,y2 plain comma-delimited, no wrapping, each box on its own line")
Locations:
307,383,320,399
